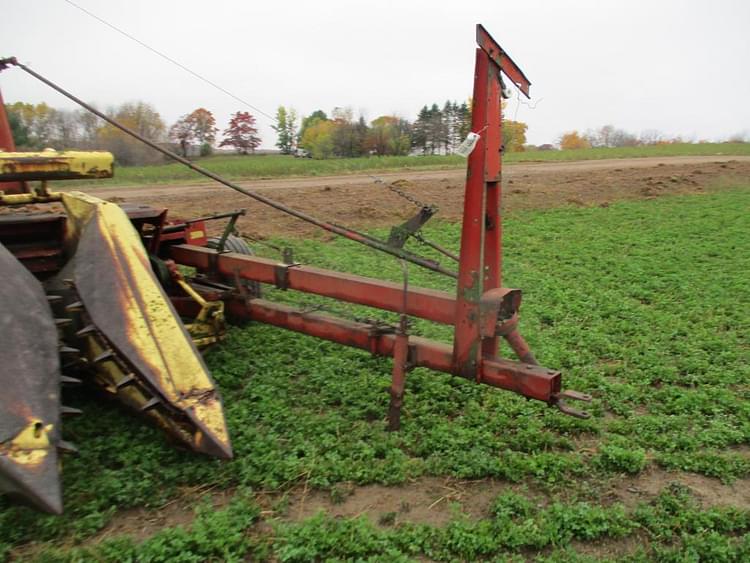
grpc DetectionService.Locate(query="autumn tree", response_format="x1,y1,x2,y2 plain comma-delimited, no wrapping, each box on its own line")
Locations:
298,110,328,144
559,130,591,150
366,116,411,156
97,101,166,165
169,116,195,157
219,111,261,154
75,107,101,147
272,106,298,154
169,108,217,157
503,120,528,152
189,108,218,156
299,118,335,159
329,107,368,158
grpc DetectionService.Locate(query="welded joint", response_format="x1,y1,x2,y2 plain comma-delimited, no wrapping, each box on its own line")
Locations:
365,322,397,355
273,262,301,290
479,288,522,337
232,268,253,310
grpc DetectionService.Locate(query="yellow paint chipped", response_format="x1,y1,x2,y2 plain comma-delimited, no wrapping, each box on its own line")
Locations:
60,191,231,454
0,150,113,181
1,419,53,467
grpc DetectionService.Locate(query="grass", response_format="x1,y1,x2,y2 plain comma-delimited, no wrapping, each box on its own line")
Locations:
71,142,750,187
2,186,749,561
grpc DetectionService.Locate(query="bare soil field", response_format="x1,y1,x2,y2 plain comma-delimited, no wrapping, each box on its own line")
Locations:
77,155,750,239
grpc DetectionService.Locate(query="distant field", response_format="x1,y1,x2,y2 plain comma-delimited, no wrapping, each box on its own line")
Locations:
75,143,750,187
514,142,750,162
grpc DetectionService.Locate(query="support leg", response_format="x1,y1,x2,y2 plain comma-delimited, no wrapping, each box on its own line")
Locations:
504,329,538,365
387,325,410,431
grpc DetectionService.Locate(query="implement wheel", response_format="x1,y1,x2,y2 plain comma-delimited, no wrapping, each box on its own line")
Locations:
206,235,262,297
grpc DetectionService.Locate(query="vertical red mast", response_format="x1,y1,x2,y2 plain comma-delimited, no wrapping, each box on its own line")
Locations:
452,25,532,376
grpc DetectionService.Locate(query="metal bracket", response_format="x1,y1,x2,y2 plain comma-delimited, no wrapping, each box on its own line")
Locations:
387,206,437,250
479,288,522,337
273,262,300,290
552,390,592,419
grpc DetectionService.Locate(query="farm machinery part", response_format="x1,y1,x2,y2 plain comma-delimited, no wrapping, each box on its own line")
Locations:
0,24,590,514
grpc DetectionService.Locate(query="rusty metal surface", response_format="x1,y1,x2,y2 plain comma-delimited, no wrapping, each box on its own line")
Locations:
210,296,563,404
172,245,459,325
0,212,66,275
387,206,437,250
0,151,114,182
0,242,62,514
452,48,491,377
475,24,531,98
387,325,411,431
63,193,232,458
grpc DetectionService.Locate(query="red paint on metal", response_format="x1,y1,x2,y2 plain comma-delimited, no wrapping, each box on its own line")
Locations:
170,245,458,324
476,24,532,99
218,297,560,402
0,89,27,194
503,329,538,365
452,48,489,377
482,43,503,358
388,327,410,430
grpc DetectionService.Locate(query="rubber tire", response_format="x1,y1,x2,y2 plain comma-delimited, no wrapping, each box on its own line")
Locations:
206,235,262,297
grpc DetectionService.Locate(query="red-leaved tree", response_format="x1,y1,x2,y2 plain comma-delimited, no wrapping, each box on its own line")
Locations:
219,111,261,154
169,108,218,157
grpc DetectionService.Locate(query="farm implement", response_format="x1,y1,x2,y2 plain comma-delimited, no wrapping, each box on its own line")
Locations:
0,25,590,514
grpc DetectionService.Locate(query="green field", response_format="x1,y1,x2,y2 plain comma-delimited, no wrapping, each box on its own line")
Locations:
2,187,750,561
73,142,750,188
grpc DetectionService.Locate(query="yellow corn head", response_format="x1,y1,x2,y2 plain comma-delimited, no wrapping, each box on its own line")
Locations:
0,153,231,513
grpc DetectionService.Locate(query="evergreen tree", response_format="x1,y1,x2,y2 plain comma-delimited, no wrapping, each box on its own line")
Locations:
412,106,430,154
457,101,471,141
427,103,443,154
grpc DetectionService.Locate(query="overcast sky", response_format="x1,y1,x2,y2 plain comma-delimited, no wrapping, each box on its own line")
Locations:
2,0,749,148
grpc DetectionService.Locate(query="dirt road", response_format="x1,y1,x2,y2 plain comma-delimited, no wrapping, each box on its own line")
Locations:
77,155,750,239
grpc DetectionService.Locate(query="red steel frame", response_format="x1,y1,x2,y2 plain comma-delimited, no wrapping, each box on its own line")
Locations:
170,25,590,422
0,88,26,195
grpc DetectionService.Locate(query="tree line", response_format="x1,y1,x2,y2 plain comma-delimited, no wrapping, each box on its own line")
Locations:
7,99,746,165
4,99,529,165
4,101,261,165
281,101,527,158
556,125,734,150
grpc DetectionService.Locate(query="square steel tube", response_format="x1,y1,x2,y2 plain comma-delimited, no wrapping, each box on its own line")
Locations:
171,244,458,324
221,297,561,403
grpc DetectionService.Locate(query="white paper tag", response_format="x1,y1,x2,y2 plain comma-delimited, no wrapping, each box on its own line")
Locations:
455,132,480,157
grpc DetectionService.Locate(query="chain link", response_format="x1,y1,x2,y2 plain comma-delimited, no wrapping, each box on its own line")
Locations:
368,174,434,209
